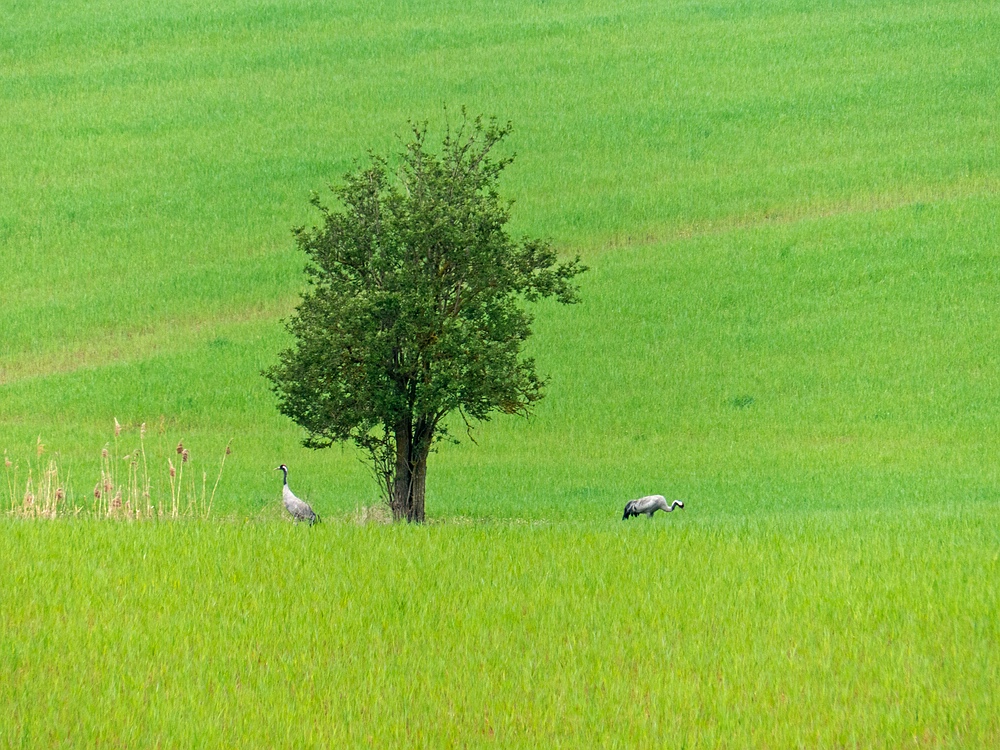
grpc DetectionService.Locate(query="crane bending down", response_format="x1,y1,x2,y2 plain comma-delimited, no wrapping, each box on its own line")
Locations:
623,495,684,520
276,464,320,525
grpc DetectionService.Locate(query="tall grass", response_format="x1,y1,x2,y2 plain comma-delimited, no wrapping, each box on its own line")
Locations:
1,506,997,746
2,439,69,519
3,423,232,520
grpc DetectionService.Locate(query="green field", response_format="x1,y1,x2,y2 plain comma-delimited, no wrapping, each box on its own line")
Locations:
2,0,1000,745
4,510,999,746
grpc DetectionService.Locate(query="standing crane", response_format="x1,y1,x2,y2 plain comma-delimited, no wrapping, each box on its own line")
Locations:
622,495,684,520
276,464,320,525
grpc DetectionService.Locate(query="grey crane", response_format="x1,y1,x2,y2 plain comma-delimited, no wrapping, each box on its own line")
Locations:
622,495,684,520
276,464,320,525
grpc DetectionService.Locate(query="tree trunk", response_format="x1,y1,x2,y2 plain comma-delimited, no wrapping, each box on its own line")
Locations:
410,451,427,522
391,420,412,522
391,418,432,523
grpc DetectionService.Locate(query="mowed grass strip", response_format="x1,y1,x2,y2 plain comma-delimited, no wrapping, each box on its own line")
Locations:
1,507,997,747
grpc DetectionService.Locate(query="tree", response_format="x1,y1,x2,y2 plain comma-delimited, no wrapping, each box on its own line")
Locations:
265,115,585,522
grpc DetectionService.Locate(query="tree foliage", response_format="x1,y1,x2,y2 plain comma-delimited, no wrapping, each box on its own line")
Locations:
265,114,585,522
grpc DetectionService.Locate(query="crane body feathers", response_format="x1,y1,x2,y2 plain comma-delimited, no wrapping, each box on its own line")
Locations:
623,495,683,520
277,465,319,525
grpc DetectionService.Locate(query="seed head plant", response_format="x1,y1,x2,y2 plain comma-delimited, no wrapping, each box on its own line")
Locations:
5,421,232,521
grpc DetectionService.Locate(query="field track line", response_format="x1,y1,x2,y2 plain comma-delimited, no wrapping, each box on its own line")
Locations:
589,175,1000,253
0,300,295,385
4,177,997,384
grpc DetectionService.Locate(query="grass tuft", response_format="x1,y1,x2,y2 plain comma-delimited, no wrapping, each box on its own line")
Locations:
4,423,232,521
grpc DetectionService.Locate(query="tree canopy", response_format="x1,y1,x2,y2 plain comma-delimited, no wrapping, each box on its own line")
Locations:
265,115,586,522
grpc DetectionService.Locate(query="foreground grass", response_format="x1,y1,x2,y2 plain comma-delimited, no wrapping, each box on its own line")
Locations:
2,506,998,747
3,0,1000,518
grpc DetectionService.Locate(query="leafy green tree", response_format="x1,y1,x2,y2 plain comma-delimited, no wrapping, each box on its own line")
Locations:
265,115,585,522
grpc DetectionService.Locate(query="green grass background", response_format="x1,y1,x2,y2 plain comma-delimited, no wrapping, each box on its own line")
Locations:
2,0,1000,745
3,0,998,518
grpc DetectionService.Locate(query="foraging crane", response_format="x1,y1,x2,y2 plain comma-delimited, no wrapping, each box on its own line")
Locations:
622,495,684,520
275,464,320,525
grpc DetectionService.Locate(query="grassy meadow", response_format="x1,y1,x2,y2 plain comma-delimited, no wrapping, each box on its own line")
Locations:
2,0,1000,745
3,509,999,747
